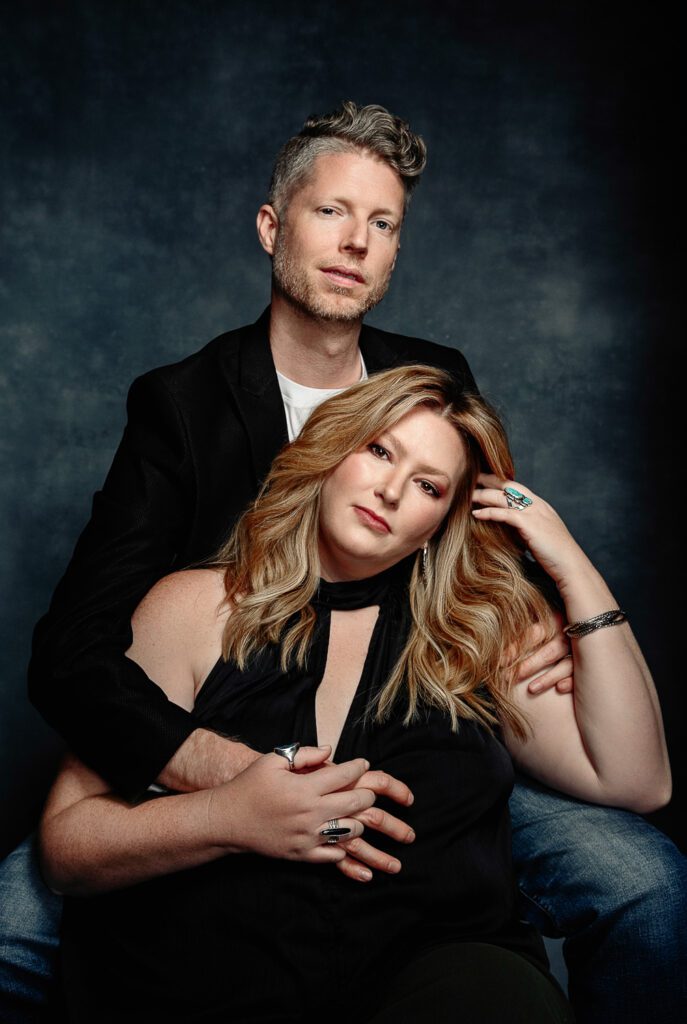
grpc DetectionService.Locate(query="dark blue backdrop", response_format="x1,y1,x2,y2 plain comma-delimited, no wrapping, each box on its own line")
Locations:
1,1,683,857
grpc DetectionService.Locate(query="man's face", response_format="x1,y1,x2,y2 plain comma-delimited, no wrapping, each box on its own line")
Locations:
269,150,405,323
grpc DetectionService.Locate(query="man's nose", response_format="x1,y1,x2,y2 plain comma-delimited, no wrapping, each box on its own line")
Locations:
341,217,368,255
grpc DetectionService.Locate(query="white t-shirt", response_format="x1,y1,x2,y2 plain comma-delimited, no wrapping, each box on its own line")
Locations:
276,354,368,442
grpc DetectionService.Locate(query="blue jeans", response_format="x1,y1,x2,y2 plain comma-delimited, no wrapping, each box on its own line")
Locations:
0,835,62,1023
1,780,685,1023
510,775,687,1023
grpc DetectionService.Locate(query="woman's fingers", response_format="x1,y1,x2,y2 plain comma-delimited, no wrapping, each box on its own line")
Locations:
338,837,402,875
321,786,377,821
525,656,574,695
291,745,332,771
354,805,415,844
310,758,371,796
349,768,414,807
516,631,570,681
333,855,374,882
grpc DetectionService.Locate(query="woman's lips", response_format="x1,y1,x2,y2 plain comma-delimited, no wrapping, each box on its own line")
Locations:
354,506,391,534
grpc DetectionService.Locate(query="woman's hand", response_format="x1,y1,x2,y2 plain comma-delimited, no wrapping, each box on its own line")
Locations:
206,746,382,866
472,472,592,592
332,767,415,882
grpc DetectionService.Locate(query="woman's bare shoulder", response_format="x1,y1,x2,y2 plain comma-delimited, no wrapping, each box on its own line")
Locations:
128,569,229,705
132,568,228,635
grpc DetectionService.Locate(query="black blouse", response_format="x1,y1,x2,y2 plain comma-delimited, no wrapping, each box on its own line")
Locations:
61,560,545,1023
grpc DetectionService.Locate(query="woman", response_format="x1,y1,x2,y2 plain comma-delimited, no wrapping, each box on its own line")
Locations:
40,366,670,1023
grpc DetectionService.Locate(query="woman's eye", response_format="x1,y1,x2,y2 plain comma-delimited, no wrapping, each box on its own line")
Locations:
368,443,390,460
419,480,440,498
320,207,336,215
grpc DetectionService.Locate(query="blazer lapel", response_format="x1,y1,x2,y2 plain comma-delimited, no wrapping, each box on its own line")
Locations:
359,322,400,373
222,307,289,489
218,314,405,491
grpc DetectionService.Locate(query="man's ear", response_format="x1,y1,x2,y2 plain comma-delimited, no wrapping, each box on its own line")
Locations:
391,241,401,272
256,204,280,256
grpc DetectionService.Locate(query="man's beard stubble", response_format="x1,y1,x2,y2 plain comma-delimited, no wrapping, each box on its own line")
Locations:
271,233,392,324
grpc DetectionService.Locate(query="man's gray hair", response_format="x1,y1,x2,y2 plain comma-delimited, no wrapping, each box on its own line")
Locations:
268,100,427,217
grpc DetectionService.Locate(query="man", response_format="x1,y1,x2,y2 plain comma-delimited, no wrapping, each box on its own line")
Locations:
1,101,684,1023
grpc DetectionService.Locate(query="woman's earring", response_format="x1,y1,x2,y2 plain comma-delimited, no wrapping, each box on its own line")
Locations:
421,543,429,581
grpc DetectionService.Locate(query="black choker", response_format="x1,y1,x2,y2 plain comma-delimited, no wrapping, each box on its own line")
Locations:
314,555,415,612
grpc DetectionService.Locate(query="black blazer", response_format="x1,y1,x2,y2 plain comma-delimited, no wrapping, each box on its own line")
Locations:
29,309,476,796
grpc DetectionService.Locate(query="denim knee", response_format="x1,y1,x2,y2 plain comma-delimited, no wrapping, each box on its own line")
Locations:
509,774,687,939
0,834,62,1005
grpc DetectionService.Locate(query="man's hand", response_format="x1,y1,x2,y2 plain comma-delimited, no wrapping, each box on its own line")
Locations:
508,611,573,695
158,728,261,791
334,768,415,882
205,745,377,863
163,734,416,882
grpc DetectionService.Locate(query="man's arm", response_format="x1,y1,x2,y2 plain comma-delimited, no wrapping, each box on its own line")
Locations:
29,371,205,797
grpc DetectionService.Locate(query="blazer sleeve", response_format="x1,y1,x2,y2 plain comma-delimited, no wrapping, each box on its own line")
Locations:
28,371,199,798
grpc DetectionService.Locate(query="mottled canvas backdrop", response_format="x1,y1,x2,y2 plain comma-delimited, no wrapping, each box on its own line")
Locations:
1,1,682,855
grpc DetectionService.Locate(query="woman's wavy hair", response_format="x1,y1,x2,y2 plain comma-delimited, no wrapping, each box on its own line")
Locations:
215,365,554,738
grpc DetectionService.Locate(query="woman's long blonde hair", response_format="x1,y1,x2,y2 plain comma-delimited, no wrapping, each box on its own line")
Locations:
215,365,554,738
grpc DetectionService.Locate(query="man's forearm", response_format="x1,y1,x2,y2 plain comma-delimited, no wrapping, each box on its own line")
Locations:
157,728,261,791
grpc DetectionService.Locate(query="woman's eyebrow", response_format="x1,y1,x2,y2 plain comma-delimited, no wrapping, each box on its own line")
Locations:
381,432,451,482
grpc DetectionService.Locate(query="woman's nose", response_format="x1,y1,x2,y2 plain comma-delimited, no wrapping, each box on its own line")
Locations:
375,473,401,506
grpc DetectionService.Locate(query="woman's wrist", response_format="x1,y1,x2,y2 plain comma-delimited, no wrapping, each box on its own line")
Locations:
555,560,617,623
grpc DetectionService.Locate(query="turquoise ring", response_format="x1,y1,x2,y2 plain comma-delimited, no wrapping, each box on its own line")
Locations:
504,486,533,510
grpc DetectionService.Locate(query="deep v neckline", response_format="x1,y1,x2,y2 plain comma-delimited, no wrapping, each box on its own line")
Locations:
308,559,413,759
312,604,382,760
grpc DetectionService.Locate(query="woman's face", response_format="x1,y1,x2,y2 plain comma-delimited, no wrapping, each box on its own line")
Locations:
318,406,467,581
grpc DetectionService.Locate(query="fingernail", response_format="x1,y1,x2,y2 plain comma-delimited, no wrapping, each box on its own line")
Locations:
358,868,372,881
388,859,401,873
405,830,416,843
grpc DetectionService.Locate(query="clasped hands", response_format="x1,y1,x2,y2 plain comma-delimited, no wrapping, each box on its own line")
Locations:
206,745,415,883
207,595,571,884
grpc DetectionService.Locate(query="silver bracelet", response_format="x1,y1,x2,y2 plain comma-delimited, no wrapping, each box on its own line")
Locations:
563,609,627,639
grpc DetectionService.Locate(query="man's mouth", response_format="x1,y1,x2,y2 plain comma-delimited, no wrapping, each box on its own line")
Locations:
354,506,391,534
321,266,366,288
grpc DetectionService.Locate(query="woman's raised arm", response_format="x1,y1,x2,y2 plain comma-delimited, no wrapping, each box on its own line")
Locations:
473,474,671,813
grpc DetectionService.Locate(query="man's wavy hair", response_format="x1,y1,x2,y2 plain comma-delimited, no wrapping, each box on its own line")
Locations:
215,365,554,739
268,100,427,217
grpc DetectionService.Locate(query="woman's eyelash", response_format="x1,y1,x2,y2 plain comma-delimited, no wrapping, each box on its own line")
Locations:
368,445,441,497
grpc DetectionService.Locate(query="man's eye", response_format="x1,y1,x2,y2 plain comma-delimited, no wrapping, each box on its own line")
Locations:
320,207,336,215
374,220,391,231
419,480,440,498
368,443,390,460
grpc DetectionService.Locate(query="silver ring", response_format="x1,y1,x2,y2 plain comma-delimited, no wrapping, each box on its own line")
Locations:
320,818,352,844
504,486,533,511
274,742,300,770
